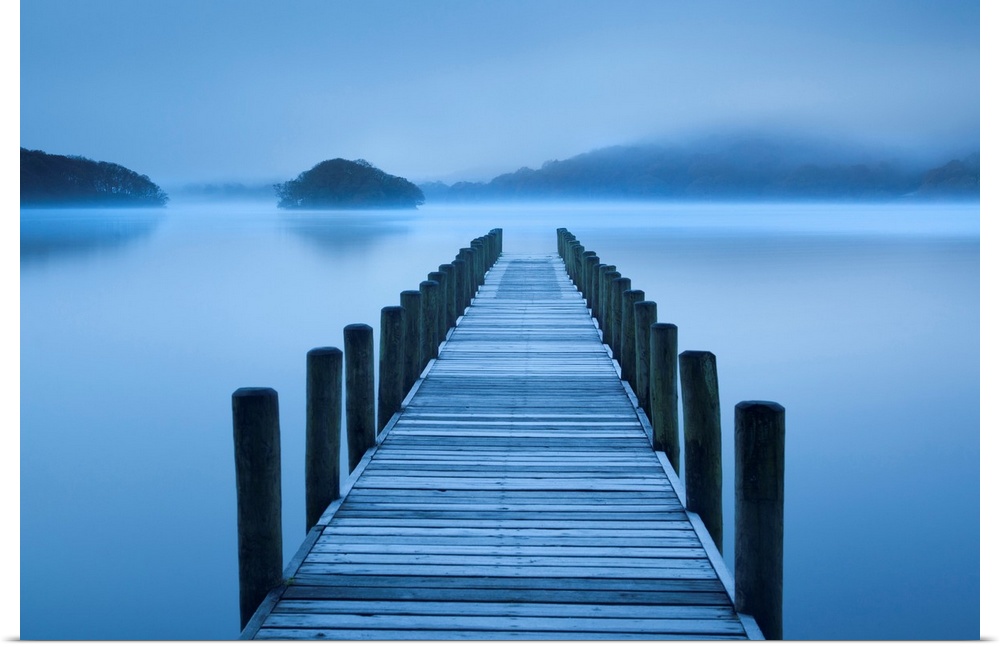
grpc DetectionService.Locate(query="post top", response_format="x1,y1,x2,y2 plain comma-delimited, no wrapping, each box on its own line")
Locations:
307,346,342,357
343,323,372,333
736,400,785,413
679,349,716,359
232,387,277,399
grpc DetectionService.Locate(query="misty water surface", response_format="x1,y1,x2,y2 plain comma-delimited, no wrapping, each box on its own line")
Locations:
20,201,979,639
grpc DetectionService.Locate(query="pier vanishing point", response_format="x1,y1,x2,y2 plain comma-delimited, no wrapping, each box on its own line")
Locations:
233,229,785,640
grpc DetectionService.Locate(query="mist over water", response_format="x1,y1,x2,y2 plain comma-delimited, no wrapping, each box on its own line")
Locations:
19,200,978,639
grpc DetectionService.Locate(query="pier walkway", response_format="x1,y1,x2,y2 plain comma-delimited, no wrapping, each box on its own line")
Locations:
241,253,763,640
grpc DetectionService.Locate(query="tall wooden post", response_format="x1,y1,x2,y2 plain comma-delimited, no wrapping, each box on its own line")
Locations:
451,259,467,319
649,323,679,469
399,290,422,395
601,270,620,346
620,289,645,387
438,264,457,330
344,323,375,473
610,277,631,360
427,271,448,343
232,387,282,631
735,400,785,641
419,280,440,367
472,239,485,286
592,263,607,320
679,350,723,552
305,348,341,531
583,255,600,309
377,306,404,433
633,300,657,413
459,248,475,306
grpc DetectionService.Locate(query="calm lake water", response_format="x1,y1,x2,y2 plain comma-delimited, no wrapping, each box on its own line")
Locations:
20,200,979,639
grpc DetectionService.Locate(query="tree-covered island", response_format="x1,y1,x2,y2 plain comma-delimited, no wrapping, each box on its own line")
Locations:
20,147,169,207
275,158,424,209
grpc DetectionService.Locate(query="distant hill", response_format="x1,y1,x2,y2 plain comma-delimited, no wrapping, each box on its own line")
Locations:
421,137,979,202
275,158,424,209
20,147,168,207
915,153,979,197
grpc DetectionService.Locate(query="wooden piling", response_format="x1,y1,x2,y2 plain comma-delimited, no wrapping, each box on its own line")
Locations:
583,255,600,309
679,350,723,552
438,264,457,330
428,271,448,344
377,306,404,433
472,239,485,286
735,400,785,641
458,248,475,306
451,259,467,319
399,290,422,394
232,387,282,631
649,323,679,469
620,289,645,387
419,280,440,366
344,323,375,473
610,277,631,359
305,348,342,531
633,300,657,413
600,270,621,346
591,263,607,319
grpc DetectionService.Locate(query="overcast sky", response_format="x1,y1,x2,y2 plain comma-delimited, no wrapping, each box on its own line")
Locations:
19,0,981,186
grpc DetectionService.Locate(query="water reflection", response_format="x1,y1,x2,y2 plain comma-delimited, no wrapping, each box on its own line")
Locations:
281,210,415,257
20,208,165,266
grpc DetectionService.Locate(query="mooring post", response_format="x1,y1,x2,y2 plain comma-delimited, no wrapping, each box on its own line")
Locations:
419,280,440,367
438,264,457,330
735,400,785,641
567,242,582,286
305,348,342,531
620,289,644,387
377,306,404,433
649,323,679,469
610,277,631,360
344,323,375,473
493,228,503,259
584,255,600,309
601,270,621,347
427,271,448,344
592,263,616,326
473,239,486,287
399,290,422,394
679,350,723,552
633,300,657,413
451,259,467,320
232,387,283,631
582,251,597,294
459,248,475,306
592,263,607,320
572,244,586,288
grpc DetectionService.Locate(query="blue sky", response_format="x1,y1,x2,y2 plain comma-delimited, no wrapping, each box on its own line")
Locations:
17,0,981,186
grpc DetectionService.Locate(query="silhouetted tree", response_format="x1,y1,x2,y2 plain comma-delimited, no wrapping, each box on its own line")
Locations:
20,148,168,206
275,158,424,209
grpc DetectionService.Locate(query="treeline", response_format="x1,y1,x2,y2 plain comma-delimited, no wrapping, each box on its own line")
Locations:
21,148,168,207
275,158,424,209
421,141,979,202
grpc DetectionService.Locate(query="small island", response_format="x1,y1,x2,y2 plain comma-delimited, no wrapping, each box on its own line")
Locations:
21,147,169,207
275,158,424,209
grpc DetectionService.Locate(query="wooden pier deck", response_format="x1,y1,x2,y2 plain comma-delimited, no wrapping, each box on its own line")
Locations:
242,253,764,640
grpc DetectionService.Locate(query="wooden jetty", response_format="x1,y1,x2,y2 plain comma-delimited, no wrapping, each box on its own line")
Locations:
234,229,783,640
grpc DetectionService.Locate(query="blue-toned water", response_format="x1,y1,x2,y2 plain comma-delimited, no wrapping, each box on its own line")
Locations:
20,201,979,639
